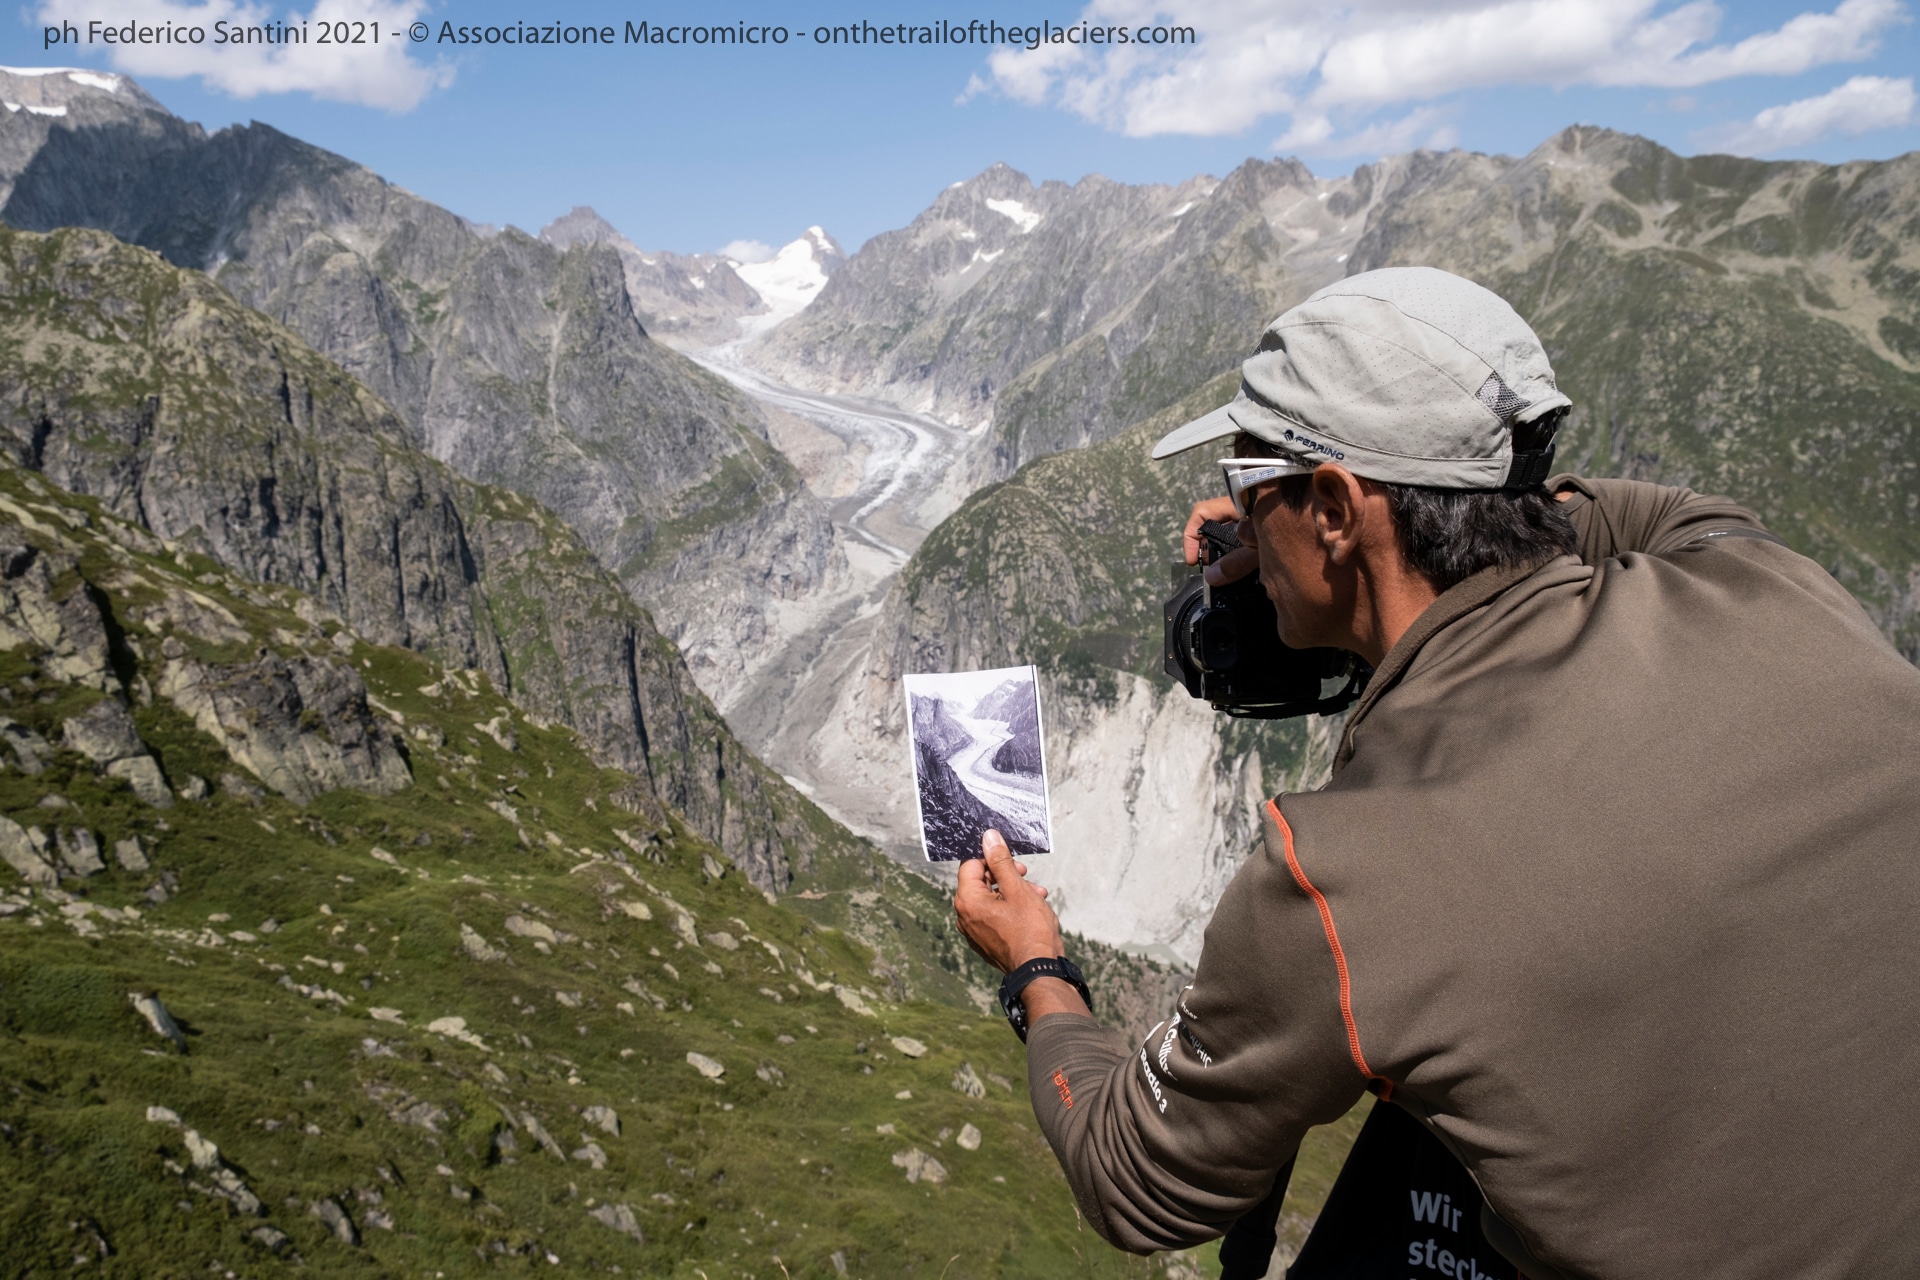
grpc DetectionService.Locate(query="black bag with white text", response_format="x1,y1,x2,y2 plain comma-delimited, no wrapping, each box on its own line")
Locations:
1217,1101,1523,1280
1287,1101,1519,1280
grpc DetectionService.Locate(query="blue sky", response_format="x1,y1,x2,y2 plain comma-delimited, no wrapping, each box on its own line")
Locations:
5,1,1918,256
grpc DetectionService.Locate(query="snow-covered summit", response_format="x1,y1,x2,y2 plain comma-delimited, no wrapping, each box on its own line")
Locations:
0,66,167,114
733,227,845,339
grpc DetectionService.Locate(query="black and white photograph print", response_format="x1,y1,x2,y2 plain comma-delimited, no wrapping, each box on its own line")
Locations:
904,666,1054,863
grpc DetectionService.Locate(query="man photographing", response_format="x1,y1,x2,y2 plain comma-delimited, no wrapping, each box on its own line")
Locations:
954,267,1920,1276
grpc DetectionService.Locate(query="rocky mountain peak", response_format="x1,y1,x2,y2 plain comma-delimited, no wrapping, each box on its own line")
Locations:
796,224,845,268
537,205,627,250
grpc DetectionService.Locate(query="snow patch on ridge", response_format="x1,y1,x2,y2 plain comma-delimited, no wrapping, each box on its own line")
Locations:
0,66,121,94
984,198,1041,233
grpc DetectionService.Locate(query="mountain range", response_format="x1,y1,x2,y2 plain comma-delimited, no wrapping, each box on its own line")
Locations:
751,131,1920,656
0,66,840,710
538,207,845,349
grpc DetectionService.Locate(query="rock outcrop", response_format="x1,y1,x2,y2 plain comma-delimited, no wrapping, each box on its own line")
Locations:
155,646,410,804
0,226,848,890
0,69,839,699
61,698,171,806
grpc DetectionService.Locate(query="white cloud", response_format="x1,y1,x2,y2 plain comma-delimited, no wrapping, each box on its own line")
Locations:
718,239,776,263
1275,106,1459,157
1697,74,1917,153
984,0,1909,141
34,0,453,111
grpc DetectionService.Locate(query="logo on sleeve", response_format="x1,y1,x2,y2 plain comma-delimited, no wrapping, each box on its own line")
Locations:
1138,1048,1168,1114
1052,1070,1073,1109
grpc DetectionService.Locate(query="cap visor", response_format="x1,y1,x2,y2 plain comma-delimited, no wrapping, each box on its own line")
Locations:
1151,402,1239,460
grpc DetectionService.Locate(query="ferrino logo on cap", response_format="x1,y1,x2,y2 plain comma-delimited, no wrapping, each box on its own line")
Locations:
1282,428,1345,462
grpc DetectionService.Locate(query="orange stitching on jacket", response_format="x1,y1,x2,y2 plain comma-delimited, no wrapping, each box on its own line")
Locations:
1268,798,1384,1088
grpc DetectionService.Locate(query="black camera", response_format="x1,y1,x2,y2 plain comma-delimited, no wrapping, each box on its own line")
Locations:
1163,521,1369,719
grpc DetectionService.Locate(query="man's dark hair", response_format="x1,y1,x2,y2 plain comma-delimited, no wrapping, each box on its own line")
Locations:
1233,433,1578,593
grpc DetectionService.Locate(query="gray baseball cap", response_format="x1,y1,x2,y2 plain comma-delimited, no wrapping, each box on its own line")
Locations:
1150,267,1571,489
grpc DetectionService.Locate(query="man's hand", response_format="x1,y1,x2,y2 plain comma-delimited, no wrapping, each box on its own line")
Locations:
1184,496,1259,587
954,831,1091,1024
953,830,1063,973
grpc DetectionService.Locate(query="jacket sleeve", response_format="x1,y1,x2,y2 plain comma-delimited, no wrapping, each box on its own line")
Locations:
1024,802,1366,1254
1549,474,1771,561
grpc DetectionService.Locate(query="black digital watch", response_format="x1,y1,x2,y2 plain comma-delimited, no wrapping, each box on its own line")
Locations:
997,956,1092,1043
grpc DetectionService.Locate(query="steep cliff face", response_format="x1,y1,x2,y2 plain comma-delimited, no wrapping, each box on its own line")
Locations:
0,224,841,893
0,70,840,696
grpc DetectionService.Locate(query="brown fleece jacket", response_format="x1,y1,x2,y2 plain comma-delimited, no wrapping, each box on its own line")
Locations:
1026,478,1920,1278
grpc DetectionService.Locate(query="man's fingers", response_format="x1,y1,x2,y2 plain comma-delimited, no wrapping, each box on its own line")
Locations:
1203,544,1259,586
954,855,989,902
1183,497,1240,565
981,830,1015,880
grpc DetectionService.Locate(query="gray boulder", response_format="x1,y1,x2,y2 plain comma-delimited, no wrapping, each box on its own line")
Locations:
890,1148,947,1184
157,650,410,804
309,1198,359,1246
0,815,54,885
129,992,187,1050
62,699,172,807
55,827,103,877
518,1111,566,1159
0,717,50,775
0,541,114,691
951,1061,986,1099
587,1201,644,1243
61,699,142,762
459,923,506,962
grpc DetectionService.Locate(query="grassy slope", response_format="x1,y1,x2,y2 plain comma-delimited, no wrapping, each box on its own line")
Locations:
0,461,1362,1277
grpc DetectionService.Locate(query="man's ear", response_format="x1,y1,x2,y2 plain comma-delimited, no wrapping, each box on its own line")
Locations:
1310,465,1371,566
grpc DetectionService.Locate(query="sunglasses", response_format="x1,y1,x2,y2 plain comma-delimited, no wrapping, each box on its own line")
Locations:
1219,455,1315,519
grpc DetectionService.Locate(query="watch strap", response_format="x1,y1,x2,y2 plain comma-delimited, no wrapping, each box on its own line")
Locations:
998,956,1091,1043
